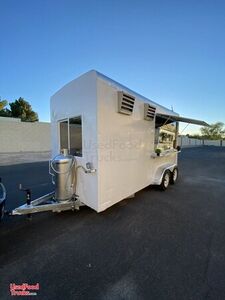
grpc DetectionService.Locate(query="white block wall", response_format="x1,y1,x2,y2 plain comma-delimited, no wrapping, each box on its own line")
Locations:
178,136,224,148
178,136,203,147
0,119,50,152
204,139,221,146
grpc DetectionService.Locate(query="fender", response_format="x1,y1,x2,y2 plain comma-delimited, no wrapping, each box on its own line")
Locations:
152,164,177,185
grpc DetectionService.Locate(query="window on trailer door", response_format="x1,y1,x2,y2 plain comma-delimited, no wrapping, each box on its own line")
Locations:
59,116,82,156
69,116,82,157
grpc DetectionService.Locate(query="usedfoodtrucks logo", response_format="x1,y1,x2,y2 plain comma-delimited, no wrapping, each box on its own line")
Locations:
10,283,39,296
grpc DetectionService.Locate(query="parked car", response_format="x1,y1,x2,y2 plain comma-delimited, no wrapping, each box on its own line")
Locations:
0,178,6,221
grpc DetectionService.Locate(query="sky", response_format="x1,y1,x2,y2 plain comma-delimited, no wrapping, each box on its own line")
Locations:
0,0,225,134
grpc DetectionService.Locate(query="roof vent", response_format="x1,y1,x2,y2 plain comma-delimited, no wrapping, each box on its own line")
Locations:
144,103,156,121
118,91,135,115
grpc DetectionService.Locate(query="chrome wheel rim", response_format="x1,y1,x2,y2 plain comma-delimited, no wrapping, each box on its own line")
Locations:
173,169,177,181
164,173,170,187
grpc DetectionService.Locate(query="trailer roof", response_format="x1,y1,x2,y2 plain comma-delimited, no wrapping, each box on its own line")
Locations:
94,70,208,126
94,70,178,116
52,70,178,117
52,70,208,126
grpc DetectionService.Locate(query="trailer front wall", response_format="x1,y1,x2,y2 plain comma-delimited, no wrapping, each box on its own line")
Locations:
50,72,99,211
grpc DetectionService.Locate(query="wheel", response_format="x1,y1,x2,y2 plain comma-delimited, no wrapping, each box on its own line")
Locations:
160,170,170,191
170,167,178,184
0,200,5,222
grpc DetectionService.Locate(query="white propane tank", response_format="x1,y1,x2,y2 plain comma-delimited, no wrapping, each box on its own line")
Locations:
51,151,75,202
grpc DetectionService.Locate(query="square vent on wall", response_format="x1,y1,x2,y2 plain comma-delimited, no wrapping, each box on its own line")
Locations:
144,103,156,121
118,91,135,115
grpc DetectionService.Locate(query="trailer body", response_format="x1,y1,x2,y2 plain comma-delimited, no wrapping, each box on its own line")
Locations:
50,70,180,212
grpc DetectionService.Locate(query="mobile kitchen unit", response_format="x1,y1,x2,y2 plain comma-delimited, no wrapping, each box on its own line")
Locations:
11,70,208,216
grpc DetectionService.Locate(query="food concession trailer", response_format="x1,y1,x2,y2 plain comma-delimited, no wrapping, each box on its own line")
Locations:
5,70,208,217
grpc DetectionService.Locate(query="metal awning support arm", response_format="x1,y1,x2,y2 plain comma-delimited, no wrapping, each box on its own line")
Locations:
156,113,209,127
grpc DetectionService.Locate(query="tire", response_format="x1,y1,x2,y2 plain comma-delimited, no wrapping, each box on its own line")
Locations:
0,200,5,222
160,170,171,191
170,167,178,184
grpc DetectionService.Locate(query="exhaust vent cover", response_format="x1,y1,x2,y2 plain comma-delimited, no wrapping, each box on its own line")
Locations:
118,91,135,115
144,103,156,121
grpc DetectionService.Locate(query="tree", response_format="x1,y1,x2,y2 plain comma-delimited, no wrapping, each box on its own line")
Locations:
0,97,39,121
0,100,7,110
200,122,225,140
9,98,39,122
0,99,11,117
186,134,202,139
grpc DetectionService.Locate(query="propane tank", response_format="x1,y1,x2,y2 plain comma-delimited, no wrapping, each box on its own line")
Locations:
51,150,75,202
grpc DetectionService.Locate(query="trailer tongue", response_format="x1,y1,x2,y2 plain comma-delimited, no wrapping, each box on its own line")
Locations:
11,152,96,216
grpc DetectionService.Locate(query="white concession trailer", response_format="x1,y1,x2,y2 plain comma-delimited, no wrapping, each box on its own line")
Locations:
11,70,208,216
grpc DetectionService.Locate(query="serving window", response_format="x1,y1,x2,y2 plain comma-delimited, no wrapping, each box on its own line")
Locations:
155,123,176,150
59,116,82,157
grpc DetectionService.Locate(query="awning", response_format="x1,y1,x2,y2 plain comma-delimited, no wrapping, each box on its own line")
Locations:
156,113,209,127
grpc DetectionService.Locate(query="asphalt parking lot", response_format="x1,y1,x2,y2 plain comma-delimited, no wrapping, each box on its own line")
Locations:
0,146,225,300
